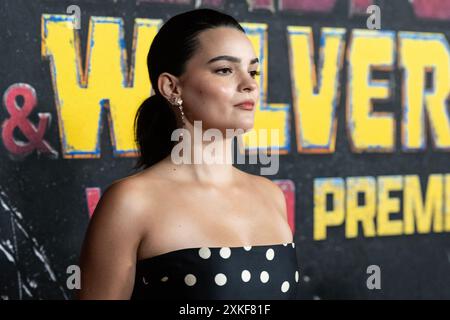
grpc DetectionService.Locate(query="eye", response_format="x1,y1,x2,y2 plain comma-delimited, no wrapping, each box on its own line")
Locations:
250,70,261,78
215,67,233,75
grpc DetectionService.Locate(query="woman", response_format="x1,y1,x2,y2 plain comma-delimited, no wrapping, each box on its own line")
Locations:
77,8,299,300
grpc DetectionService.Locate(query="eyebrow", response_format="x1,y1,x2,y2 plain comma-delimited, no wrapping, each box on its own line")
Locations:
207,55,259,65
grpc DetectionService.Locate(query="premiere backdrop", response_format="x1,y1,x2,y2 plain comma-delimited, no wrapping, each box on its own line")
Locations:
1,0,449,299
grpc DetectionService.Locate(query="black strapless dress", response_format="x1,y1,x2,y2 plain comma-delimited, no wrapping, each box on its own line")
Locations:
130,242,299,300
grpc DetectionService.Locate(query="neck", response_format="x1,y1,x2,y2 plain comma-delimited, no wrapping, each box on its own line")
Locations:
169,120,242,186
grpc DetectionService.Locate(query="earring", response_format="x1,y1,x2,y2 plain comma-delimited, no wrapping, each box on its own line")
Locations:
176,97,184,127
171,96,185,138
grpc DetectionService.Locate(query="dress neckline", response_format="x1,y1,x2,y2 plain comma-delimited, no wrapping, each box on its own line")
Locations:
136,242,296,264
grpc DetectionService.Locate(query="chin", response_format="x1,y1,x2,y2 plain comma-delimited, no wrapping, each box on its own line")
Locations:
236,119,255,131
220,120,254,136
235,125,254,135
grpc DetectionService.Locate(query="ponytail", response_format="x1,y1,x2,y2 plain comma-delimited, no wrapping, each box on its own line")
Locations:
133,94,178,170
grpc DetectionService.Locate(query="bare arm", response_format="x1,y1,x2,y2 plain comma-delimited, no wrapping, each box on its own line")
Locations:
76,180,146,299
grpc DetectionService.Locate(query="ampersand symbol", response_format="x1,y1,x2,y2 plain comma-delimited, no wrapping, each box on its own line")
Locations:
2,83,58,159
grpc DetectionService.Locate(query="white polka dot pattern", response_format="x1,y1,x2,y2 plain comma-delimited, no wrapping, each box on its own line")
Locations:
215,273,227,286
198,247,211,259
241,270,251,282
219,247,231,259
260,271,270,283
281,281,290,292
266,248,275,260
133,242,299,300
184,274,196,286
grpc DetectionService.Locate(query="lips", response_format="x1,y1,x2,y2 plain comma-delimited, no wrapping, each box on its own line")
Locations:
234,100,255,111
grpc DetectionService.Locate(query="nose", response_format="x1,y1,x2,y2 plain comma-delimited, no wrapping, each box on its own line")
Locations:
239,72,258,93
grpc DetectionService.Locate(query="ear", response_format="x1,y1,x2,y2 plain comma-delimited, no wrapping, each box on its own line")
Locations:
157,72,182,101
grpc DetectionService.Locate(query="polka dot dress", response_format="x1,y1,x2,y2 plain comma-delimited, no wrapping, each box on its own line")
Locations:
130,242,299,300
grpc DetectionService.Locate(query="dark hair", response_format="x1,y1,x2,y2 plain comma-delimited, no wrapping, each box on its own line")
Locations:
133,8,245,170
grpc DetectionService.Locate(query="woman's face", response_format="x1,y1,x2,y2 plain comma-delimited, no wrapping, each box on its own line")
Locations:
178,26,260,134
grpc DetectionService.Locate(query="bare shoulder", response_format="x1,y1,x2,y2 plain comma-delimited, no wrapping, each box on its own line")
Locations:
105,169,177,225
77,177,153,299
96,176,152,222
244,172,288,222
82,175,155,257
104,171,169,220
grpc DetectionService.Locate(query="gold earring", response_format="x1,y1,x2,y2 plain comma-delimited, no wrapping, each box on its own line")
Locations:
175,97,184,127
171,96,185,138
